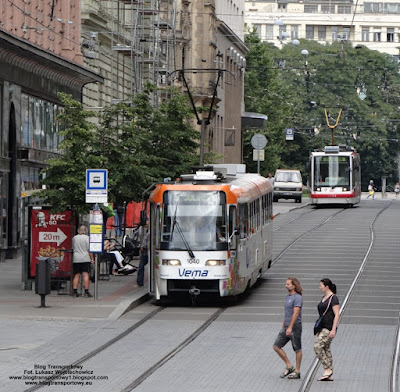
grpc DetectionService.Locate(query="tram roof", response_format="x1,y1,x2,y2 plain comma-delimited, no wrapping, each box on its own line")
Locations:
149,172,272,204
311,150,357,157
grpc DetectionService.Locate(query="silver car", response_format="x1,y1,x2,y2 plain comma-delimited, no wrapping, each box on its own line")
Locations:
273,169,303,203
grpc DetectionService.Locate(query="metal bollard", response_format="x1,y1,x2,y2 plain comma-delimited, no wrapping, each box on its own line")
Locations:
35,259,51,307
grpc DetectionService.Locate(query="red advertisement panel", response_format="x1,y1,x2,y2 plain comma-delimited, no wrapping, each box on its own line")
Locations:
30,209,75,278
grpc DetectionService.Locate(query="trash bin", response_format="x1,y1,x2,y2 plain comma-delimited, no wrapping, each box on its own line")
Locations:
35,259,51,307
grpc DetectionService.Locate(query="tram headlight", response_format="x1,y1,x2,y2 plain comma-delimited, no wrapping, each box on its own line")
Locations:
205,260,226,266
343,187,349,191
162,259,181,266
316,187,321,192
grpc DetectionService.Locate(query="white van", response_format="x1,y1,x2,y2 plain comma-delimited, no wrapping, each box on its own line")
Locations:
273,169,303,203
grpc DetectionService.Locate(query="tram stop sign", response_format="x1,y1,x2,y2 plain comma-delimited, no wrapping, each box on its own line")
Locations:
251,134,267,150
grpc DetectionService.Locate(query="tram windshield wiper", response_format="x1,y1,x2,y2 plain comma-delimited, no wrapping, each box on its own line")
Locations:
170,204,195,258
174,220,195,259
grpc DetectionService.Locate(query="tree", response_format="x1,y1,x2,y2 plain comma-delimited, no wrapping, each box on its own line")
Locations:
244,31,301,175
244,36,400,186
97,85,199,203
37,86,200,213
36,93,102,214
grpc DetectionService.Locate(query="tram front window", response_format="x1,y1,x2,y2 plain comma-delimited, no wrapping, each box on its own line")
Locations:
314,156,350,188
161,191,227,251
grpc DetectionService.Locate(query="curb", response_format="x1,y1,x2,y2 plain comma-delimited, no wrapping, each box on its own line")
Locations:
107,290,151,321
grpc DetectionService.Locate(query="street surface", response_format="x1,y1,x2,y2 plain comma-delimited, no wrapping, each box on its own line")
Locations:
1,194,400,392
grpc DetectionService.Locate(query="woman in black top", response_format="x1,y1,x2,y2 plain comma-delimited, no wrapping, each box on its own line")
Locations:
314,278,340,381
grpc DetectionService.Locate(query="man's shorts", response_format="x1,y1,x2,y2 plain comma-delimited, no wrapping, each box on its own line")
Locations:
273,324,302,352
73,262,91,275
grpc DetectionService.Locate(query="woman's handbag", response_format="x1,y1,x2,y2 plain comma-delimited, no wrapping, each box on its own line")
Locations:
314,295,333,335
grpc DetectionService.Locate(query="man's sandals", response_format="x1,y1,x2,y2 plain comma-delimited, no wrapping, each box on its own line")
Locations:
281,366,300,379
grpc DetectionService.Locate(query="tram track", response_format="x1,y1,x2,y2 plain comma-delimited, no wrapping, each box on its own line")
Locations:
273,206,317,232
23,307,165,392
23,304,227,392
298,201,397,392
271,207,347,267
23,201,400,392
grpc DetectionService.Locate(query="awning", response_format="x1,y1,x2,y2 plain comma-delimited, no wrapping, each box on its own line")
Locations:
0,29,103,98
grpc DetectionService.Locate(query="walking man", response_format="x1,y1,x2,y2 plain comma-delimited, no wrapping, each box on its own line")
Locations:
273,277,303,379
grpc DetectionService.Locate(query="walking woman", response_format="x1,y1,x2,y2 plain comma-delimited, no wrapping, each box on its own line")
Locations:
314,278,340,381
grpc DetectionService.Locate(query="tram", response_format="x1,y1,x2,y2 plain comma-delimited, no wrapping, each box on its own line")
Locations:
148,164,273,301
310,145,361,206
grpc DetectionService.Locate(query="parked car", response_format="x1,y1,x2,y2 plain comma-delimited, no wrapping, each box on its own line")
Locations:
273,169,303,203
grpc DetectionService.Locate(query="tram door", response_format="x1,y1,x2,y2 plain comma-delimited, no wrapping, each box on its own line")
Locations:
149,204,158,294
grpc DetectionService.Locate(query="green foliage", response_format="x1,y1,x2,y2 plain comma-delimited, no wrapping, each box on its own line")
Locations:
35,93,102,214
98,85,199,203
244,36,400,186
37,87,199,212
244,31,301,175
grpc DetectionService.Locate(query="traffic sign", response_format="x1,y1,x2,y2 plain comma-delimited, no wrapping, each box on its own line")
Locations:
253,149,265,161
86,169,108,203
285,128,294,141
251,134,267,150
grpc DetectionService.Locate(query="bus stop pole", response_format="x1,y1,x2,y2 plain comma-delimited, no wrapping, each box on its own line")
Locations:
94,254,98,300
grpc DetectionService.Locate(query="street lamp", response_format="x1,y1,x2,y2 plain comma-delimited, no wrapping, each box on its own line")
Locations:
274,19,289,44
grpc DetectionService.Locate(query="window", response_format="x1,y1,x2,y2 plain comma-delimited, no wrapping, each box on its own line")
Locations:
373,28,381,41
161,191,227,251
321,5,335,13
387,28,394,42
266,24,274,39
331,26,339,41
291,25,299,39
318,26,326,40
338,5,351,13
342,27,351,40
362,27,370,41
253,24,261,38
304,5,318,13
364,2,372,12
306,25,315,39
372,3,381,12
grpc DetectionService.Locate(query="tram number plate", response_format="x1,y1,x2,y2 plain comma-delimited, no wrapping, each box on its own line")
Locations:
188,258,200,264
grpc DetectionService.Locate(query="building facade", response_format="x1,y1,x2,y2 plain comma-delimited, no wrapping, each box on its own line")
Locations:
80,0,248,163
0,1,102,260
172,0,247,164
245,0,400,59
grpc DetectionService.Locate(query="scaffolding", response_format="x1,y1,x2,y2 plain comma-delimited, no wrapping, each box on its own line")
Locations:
107,0,177,102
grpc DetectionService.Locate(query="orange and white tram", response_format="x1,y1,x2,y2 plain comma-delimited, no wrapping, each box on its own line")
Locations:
148,165,273,301
310,146,361,206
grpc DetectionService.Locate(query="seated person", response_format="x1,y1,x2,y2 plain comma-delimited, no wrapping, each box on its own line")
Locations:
104,239,125,275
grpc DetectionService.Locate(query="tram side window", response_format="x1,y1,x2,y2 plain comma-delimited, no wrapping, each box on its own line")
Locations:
250,201,254,230
261,195,266,225
239,204,249,239
255,199,260,229
267,193,272,222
